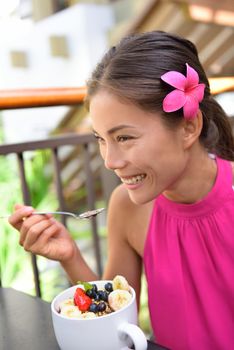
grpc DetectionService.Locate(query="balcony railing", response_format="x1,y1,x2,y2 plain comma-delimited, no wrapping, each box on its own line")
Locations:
0,87,104,298
0,87,87,109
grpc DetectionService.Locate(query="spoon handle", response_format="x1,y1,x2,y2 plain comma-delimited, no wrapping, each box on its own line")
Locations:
32,211,77,218
0,212,76,219
0,208,105,220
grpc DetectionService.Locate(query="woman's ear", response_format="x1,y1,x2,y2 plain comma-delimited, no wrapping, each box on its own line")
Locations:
182,110,203,149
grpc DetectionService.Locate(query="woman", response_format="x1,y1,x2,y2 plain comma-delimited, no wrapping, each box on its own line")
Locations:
9,31,234,349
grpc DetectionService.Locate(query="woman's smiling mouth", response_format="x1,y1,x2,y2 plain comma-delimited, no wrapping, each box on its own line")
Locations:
120,174,146,185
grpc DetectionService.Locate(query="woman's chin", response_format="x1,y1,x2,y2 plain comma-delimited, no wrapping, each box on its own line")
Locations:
128,191,155,205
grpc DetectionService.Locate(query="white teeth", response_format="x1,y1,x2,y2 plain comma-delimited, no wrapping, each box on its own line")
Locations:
121,174,146,185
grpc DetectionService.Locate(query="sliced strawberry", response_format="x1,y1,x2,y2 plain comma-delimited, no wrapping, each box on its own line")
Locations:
74,288,92,311
75,287,85,296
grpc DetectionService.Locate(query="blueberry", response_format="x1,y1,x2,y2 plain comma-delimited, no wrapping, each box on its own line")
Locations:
98,290,108,302
104,282,113,293
91,284,98,293
97,302,106,312
86,288,96,298
94,293,101,302
89,303,98,313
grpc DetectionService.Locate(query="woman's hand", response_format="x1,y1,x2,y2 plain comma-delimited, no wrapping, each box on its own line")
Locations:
8,204,77,263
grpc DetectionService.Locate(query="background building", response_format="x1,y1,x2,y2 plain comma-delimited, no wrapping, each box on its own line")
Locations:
0,2,114,142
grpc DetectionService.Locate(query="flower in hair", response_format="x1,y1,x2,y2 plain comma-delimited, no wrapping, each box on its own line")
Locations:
161,63,205,119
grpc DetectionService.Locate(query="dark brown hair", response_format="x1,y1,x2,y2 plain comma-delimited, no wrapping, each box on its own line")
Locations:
87,31,234,160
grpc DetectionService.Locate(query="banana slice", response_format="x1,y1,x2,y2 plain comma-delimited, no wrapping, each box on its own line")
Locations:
60,305,82,318
59,298,75,311
113,275,130,291
108,289,132,311
80,312,97,319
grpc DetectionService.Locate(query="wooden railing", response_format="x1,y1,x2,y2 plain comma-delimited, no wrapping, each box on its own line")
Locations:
208,77,234,95
0,87,104,298
0,77,233,111
0,87,87,109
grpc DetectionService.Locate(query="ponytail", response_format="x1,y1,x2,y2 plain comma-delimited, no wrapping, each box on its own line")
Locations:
201,97,234,161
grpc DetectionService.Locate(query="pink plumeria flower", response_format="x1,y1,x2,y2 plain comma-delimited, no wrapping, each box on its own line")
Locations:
161,63,205,119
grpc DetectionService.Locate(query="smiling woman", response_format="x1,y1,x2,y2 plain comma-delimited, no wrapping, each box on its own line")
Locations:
8,31,234,350
90,90,188,205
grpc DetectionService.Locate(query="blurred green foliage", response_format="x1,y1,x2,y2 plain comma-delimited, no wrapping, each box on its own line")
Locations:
0,145,104,299
139,274,152,337
0,149,59,293
0,151,24,286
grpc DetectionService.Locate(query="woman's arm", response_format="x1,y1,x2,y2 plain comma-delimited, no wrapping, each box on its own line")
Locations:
8,204,98,284
60,246,98,284
62,184,143,299
9,187,143,298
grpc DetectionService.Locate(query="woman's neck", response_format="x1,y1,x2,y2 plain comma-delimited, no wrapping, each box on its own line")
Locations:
163,148,217,204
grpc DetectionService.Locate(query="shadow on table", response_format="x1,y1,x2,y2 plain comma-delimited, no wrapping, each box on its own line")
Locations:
131,340,170,350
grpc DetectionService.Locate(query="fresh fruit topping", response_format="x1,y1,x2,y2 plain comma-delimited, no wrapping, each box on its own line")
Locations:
59,276,132,319
94,293,101,302
104,282,113,292
59,298,74,311
74,288,92,312
91,284,98,293
97,301,106,312
97,290,108,302
76,281,93,292
89,303,99,313
113,275,130,291
108,290,132,311
86,288,96,299
75,287,85,295
60,305,82,318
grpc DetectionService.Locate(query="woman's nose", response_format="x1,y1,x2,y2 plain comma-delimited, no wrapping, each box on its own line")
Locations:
103,147,126,170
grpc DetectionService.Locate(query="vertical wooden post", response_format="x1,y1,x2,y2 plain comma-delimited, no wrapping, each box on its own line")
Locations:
17,153,41,298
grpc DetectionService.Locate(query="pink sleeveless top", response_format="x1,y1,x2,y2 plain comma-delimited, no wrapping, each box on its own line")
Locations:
143,157,234,350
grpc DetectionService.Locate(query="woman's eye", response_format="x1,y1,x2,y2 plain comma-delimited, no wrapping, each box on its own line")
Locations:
94,134,105,143
117,135,132,142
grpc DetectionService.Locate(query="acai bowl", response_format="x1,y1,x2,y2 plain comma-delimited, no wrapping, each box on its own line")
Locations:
51,276,147,350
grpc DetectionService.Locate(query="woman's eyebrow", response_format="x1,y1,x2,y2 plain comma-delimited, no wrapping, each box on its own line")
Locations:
92,125,136,135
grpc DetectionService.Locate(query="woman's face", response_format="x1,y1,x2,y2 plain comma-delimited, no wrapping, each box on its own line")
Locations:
90,90,189,204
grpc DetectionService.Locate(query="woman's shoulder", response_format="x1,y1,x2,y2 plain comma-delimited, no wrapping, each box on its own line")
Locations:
108,184,154,256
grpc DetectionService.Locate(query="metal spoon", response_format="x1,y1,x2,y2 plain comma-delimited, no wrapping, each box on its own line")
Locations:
0,208,105,220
